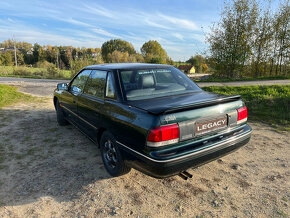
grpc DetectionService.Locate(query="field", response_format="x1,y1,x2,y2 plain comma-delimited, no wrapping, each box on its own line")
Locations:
194,75,290,82
0,66,71,80
0,84,289,217
203,85,290,130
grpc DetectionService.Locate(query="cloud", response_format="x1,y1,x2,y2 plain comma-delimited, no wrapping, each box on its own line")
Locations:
0,24,103,48
192,33,205,42
0,0,207,60
82,3,114,18
58,18,93,27
172,33,184,40
158,14,198,31
92,28,119,38
144,19,171,29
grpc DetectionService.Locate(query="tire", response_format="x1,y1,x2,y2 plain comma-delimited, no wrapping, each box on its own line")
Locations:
100,131,131,177
55,99,69,126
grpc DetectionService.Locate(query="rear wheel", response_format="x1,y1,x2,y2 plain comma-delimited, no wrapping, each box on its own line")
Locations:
100,131,131,177
55,99,69,126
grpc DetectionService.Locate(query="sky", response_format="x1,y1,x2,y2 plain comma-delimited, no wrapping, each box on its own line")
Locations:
0,0,281,61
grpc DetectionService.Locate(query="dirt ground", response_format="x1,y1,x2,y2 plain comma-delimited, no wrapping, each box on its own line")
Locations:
0,99,289,218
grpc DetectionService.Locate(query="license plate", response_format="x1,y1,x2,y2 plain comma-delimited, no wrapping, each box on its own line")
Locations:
195,116,227,136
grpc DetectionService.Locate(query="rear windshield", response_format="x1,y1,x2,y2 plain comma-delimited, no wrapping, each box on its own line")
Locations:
120,67,201,100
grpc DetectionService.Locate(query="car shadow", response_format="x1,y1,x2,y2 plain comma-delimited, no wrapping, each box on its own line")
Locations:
0,106,112,206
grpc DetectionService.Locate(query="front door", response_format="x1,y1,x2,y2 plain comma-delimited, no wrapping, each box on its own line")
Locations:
77,70,107,137
61,69,91,122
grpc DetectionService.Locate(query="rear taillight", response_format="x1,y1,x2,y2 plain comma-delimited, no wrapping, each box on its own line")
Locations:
237,106,247,124
147,124,179,147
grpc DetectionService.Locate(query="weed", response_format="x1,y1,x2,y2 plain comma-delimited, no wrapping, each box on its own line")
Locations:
281,196,288,202
276,209,288,217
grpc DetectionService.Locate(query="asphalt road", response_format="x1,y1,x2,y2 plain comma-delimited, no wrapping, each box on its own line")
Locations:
0,77,289,97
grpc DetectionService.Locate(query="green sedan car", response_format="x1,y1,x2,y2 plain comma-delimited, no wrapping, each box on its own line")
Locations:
53,63,252,179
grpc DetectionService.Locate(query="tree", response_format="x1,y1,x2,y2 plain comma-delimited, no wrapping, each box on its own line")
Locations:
0,51,13,66
108,50,129,63
207,0,258,77
33,43,41,64
272,1,289,76
101,39,136,62
140,40,170,64
251,4,273,77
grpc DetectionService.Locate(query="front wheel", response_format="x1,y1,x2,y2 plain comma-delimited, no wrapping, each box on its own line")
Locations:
55,99,69,126
100,131,131,177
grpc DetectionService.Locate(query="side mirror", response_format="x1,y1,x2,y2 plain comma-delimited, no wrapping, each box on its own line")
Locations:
57,83,68,91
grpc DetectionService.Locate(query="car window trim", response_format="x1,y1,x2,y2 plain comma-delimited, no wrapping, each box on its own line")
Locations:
117,69,127,102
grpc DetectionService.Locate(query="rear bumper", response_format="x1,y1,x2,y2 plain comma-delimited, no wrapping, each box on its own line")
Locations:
117,124,252,178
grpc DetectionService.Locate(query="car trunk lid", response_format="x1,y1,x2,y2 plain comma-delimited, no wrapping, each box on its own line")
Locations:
128,91,241,115
129,91,245,145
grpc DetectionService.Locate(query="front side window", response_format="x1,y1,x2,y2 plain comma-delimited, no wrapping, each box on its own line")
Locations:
120,67,201,100
84,70,106,98
70,70,91,94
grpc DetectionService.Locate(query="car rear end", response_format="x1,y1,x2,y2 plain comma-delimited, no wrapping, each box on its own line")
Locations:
117,65,252,178
122,95,251,178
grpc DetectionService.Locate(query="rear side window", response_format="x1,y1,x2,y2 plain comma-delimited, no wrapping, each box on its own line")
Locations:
84,70,106,98
70,70,91,94
105,72,116,99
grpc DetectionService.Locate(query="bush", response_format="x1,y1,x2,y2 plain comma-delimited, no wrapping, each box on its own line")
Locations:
47,65,59,77
34,61,55,69
13,67,31,76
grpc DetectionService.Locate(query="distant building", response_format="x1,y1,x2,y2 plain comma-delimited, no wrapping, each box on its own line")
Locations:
27,48,34,55
178,65,195,74
0,47,22,53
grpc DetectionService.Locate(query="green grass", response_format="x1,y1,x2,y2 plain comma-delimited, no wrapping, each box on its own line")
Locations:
203,85,290,130
0,66,71,80
0,84,37,108
194,75,290,82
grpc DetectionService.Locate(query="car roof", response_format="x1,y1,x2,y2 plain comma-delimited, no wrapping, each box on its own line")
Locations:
84,63,172,71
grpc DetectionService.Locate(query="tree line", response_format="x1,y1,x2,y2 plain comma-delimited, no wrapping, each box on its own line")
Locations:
0,39,173,75
208,0,289,78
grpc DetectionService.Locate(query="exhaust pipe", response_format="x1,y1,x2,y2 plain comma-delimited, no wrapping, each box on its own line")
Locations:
178,171,193,180
178,173,188,180
182,171,193,178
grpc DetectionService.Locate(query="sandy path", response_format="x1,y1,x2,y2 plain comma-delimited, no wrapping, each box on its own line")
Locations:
0,99,289,217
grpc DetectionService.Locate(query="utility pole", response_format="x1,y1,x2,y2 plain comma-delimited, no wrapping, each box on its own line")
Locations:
56,51,59,69
13,35,17,67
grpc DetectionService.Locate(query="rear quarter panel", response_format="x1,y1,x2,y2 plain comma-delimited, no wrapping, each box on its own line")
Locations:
102,101,160,152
